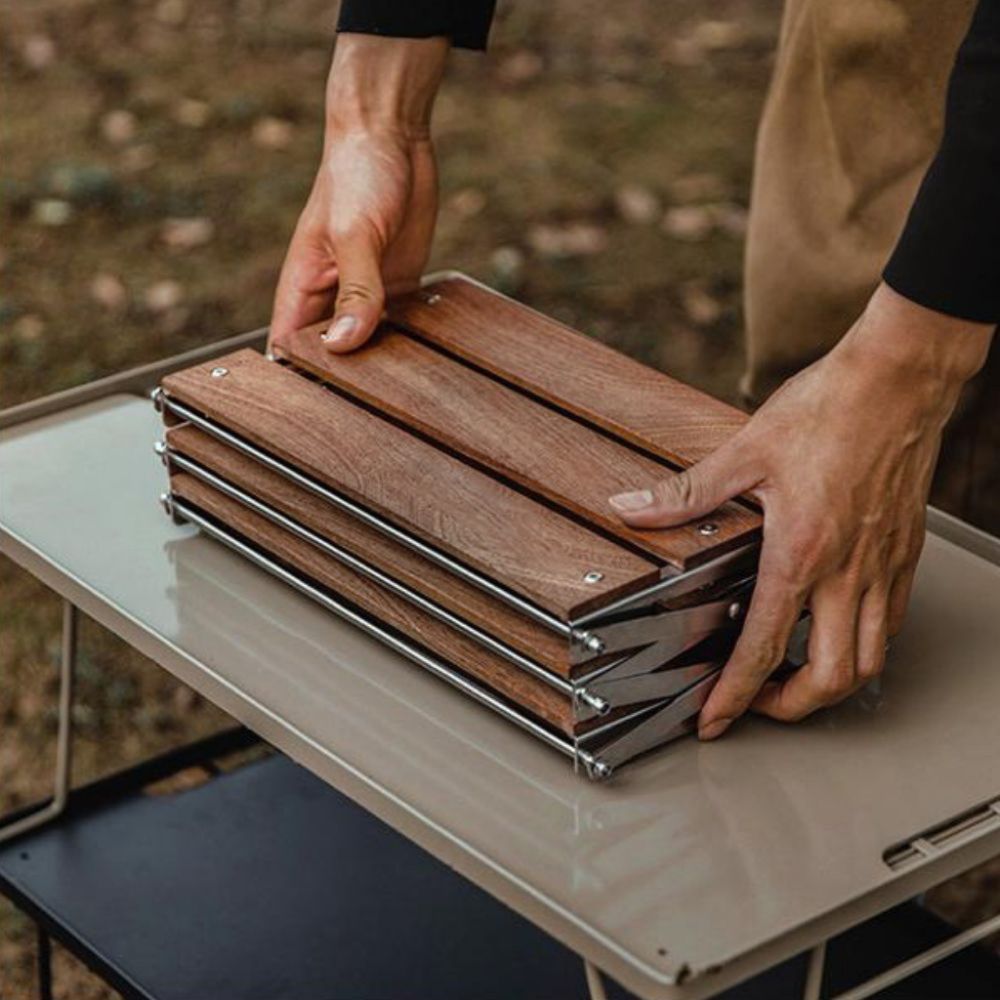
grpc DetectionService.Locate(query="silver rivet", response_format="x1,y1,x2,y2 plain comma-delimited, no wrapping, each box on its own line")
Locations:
583,571,604,584
590,760,614,781
727,601,743,621
153,440,167,458
424,292,441,305
698,522,718,536
210,366,228,379
158,492,173,516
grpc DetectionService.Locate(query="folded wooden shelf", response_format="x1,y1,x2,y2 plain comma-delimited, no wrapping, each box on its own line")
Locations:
154,273,763,778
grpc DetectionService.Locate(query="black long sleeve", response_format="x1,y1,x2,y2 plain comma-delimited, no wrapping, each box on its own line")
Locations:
884,0,1000,323
337,0,496,50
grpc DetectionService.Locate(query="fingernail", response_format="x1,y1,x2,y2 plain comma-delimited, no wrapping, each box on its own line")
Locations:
321,315,357,346
609,489,654,512
698,717,732,741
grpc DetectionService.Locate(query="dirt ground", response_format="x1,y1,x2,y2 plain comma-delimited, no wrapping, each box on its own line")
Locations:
1,1,998,997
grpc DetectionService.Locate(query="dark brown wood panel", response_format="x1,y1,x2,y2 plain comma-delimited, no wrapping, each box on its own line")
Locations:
171,473,576,734
387,275,757,478
284,327,759,566
162,349,657,620
167,424,575,676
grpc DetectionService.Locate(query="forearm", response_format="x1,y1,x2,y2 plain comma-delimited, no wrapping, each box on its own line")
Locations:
327,34,450,140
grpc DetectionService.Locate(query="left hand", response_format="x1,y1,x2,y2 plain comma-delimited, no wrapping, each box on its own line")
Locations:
609,284,994,740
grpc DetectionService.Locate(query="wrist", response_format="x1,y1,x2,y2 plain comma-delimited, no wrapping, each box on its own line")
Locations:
842,283,994,391
326,34,449,140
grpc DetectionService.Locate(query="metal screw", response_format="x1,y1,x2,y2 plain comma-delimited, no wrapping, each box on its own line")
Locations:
423,292,442,305
590,760,614,781
583,570,604,584
210,366,229,379
698,522,719,536
727,601,743,621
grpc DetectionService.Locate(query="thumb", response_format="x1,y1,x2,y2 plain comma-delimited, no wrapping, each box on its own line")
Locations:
609,439,758,529
323,225,385,353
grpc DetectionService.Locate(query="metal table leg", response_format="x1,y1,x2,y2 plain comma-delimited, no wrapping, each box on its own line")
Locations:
36,925,53,1000
0,600,76,844
584,958,608,1000
803,940,826,999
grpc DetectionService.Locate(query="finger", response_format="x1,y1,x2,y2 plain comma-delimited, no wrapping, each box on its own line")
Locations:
855,582,890,681
608,435,760,529
268,233,338,353
751,573,861,722
887,525,925,635
323,224,385,353
698,550,807,739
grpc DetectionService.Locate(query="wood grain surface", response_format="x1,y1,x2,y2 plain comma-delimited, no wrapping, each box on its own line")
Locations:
167,424,575,676
171,473,576,733
387,275,757,476
162,350,658,620
285,326,758,566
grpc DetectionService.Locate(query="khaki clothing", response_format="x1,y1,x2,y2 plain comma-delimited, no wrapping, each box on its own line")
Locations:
744,0,1000,533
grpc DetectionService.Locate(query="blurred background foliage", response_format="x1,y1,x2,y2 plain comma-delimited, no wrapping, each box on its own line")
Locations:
1,0,997,996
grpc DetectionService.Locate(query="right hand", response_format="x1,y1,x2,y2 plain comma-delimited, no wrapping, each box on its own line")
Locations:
268,35,449,355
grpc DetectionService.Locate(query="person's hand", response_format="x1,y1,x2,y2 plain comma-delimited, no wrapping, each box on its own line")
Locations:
610,284,994,739
268,34,449,355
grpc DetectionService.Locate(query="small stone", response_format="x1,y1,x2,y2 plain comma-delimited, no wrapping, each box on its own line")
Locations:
614,184,661,225
22,34,56,71
681,284,723,325
32,199,73,227
251,116,294,149
144,279,184,313
490,245,525,282
497,50,544,86
121,144,157,173
14,315,45,342
662,205,713,241
101,109,137,145
89,273,128,311
528,222,608,258
173,98,210,128
161,216,215,250
448,187,486,219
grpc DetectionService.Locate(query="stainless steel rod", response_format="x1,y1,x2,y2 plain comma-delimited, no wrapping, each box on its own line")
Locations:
171,497,610,775
161,394,572,637
167,449,575,696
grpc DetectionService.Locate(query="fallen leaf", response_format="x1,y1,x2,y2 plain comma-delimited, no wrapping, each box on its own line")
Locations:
155,0,188,25
14,315,45,341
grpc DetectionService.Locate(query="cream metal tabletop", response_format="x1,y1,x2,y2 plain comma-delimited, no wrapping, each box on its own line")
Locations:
2,339,1000,1000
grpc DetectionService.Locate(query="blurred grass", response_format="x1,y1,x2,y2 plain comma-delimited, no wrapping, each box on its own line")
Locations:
1,0,997,996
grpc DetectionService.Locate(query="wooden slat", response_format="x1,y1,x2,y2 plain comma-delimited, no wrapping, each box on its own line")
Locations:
167,424,575,676
171,473,575,734
387,275,756,474
162,350,657,620
284,327,759,567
